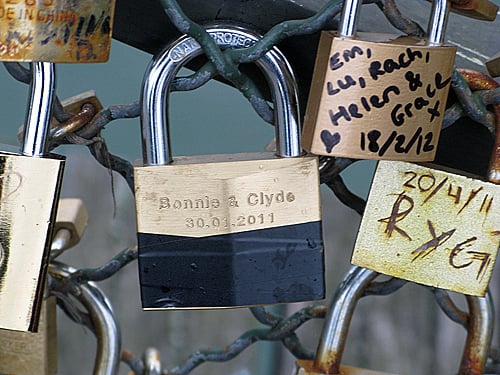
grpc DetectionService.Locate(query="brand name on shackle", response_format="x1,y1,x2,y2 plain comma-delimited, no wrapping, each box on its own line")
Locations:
169,31,255,62
159,190,295,210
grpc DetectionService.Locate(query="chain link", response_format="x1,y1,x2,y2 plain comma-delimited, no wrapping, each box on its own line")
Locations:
2,0,499,373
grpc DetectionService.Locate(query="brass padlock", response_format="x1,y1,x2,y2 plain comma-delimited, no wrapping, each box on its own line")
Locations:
486,52,500,77
302,0,456,160
0,62,64,332
134,25,324,309
426,0,498,21
51,198,89,252
0,0,116,62
0,296,57,375
351,70,500,296
294,266,493,374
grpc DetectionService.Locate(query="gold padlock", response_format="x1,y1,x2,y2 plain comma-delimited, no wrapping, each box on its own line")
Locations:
0,0,116,62
302,0,456,160
351,71,500,296
294,267,493,374
0,296,57,375
0,63,64,332
134,25,324,309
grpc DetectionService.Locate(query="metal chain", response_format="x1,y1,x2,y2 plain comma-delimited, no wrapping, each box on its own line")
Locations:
3,0,499,373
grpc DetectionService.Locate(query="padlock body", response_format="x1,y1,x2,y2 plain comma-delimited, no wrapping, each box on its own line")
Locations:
0,0,115,62
294,360,398,374
302,31,456,161
0,152,64,331
0,296,57,375
352,161,500,296
134,153,324,308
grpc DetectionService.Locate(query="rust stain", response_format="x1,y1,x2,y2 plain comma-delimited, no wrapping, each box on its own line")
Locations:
457,68,500,184
0,0,115,62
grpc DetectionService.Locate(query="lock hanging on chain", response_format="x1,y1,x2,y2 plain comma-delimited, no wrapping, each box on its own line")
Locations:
293,266,494,375
134,24,325,309
0,63,64,332
351,70,500,296
301,0,456,160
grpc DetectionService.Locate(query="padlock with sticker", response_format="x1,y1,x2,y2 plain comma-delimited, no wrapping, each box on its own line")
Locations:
294,267,493,375
302,0,456,160
134,25,324,309
351,71,500,296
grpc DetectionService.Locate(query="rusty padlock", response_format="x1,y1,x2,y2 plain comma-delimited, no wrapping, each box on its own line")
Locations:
302,0,456,160
0,0,115,62
351,70,500,296
294,266,493,374
134,24,324,309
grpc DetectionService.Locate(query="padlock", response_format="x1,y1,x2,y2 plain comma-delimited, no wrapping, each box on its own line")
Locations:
426,0,498,21
49,91,103,141
0,62,64,332
0,0,116,62
294,266,494,374
134,25,324,309
302,0,456,160
0,296,57,375
51,198,89,252
486,52,500,78
351,71,500,296
18,90,103,143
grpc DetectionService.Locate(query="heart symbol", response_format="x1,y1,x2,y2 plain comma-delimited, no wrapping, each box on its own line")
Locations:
320,130,341,153
0,172,23,205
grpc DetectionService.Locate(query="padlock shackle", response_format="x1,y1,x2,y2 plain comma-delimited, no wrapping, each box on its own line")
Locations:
338,0,450,44
459,294,494,375
314,266,378,374
49,262,121,375
313,266,493,374
141,24,302,166
427,0,451,45
21,62,55,157
338,0,363,37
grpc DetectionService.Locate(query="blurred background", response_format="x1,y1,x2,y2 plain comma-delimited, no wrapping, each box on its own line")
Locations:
0,0,499,373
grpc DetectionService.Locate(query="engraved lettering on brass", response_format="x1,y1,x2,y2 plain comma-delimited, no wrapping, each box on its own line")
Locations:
352,161,500,296
410,220,455,261
378,191,414,240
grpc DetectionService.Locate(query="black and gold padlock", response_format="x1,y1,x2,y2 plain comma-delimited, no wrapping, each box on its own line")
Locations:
352,70,500,296
294,266,493,374
302,0,456,160
0,0,116,62
134,25,324,309
0,63,64,332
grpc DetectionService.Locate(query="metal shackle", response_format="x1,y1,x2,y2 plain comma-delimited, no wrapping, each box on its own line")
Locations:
313,266,494,374
21,62,55,157
141,24,302,166
338,0,451,45
49,262,122,375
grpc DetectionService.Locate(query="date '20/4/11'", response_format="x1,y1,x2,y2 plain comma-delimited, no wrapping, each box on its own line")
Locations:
352,161,500,296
